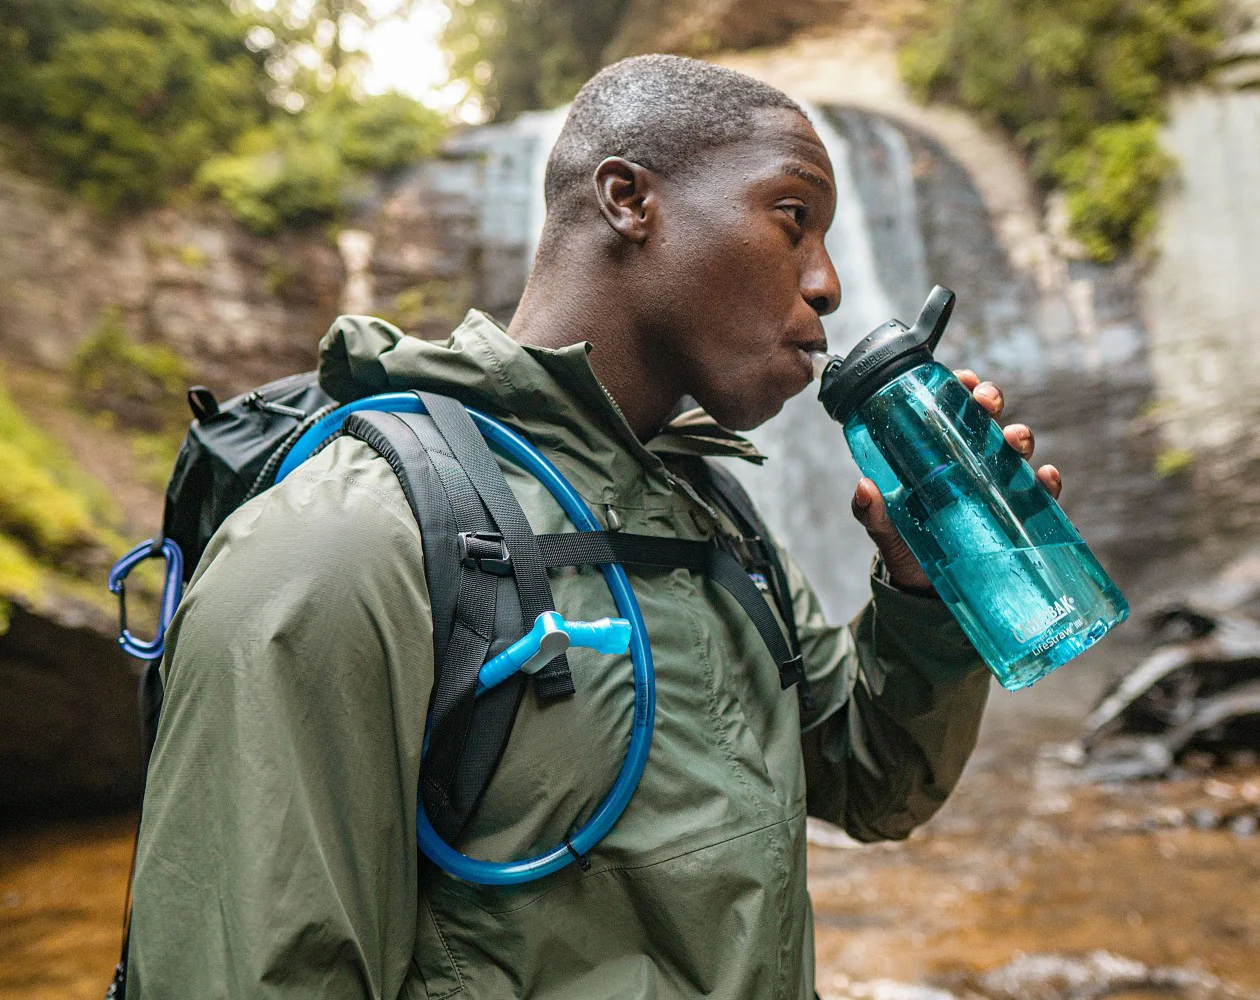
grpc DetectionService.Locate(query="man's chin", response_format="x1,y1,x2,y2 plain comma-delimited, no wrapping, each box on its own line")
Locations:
710,394,788,432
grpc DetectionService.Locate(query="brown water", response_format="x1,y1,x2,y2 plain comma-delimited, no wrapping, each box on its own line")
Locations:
0,813,135,1000
3,641,1259,999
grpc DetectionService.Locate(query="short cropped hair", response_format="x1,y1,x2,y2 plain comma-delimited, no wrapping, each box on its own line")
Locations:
542,54,804,227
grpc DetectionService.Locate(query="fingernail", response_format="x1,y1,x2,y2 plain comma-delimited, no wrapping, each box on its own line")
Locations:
978,382,1000,402
854,489,871,510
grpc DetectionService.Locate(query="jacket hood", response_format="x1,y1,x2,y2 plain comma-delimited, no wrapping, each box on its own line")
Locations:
317,310,766,479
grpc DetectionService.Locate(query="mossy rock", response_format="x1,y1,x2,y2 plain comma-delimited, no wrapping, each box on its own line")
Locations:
899,0,1221,262
0,366,129,628
68,306,190,432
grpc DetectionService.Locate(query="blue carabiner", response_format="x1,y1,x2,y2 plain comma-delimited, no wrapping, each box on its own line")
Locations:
107,538,185,660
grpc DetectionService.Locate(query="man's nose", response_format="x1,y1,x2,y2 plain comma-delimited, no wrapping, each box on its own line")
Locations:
802,246,841,317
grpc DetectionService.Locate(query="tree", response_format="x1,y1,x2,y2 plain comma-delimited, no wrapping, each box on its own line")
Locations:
197,87,445,233
246,0,413,108
441,0,631,119
0,0,447,226
0,0,269,212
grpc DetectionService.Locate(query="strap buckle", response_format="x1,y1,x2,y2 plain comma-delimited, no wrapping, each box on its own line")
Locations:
778,654,805,691
458,531,513,576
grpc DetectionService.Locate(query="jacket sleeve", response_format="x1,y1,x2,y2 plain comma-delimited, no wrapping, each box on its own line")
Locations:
789,551,990,842
128,440,432,999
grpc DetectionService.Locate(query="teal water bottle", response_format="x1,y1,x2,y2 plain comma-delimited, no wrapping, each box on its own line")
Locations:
814,286,1129,690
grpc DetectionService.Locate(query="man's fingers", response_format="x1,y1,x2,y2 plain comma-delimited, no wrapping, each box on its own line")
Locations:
973,380,1003,419
1037,464,1062,500
851,477,879,521
1004,423,1034,460
955,370,1005,420
852,478,935,593
852,478,893,536
954,369,980,391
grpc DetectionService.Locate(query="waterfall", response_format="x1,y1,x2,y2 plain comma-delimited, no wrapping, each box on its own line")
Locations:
523,107,570,271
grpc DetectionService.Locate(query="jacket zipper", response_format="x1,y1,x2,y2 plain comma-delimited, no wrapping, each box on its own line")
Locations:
664,470,720,523
245,391,307,419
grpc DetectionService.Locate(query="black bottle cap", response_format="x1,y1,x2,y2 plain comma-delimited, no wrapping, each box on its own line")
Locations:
817,285,956,424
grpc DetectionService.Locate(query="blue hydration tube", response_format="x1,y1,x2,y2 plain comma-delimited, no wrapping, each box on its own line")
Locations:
275,393,656,885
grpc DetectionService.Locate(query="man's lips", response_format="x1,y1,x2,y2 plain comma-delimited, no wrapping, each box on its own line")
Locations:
792,340,830,368
791,342,826,387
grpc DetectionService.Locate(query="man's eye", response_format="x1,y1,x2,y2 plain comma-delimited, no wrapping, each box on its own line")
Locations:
779,203,806,227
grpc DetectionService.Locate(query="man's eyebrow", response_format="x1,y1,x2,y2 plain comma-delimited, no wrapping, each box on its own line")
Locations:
782,163,833,192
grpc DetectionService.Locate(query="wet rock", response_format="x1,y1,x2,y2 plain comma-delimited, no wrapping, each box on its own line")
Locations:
962,950,1256,1000
0,171,343,397
1067,548,1260,782
819,979,957,1000
1190,807,1221,830
832,953,1260,1000
1227,813,1258,837
0,603,144,818
807,817,869,851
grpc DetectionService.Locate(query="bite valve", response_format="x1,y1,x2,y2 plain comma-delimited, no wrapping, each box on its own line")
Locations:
475,611,633,695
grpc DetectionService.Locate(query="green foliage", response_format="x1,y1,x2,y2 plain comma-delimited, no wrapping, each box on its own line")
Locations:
69,306,191,431
0,368,123,619
1,0,269,213
198,88,444,233
442,0,632,118
899,0,1220,260
0,534,44,631
335,91,447,172
1154,445,1194,477
1,0,447,226
0,436,100,557
0,372,117,529
196,126,348,234
1056,119,1173,262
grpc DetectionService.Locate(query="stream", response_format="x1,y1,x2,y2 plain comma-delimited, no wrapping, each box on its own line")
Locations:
4,633,1258,999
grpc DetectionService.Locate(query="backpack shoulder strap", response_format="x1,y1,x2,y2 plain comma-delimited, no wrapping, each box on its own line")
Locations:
416,391,574,699
699,460,815,717
338,402,561,843
699,461,801,646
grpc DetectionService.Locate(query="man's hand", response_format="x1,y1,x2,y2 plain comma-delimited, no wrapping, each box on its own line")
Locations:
850,369,1064,595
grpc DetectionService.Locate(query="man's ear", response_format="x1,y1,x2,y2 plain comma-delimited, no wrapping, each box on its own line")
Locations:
593,157,657,243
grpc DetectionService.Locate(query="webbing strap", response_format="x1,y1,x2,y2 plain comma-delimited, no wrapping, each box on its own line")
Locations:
700,460,813,714
535,531,804,690
536,531,712,571
418,392,575,699
340,411,506,838
705,469,803,649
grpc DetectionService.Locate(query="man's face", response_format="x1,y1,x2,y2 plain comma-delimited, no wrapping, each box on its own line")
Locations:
644,107,840,430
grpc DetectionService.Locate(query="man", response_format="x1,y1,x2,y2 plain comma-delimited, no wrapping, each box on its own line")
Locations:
129,55,1061,998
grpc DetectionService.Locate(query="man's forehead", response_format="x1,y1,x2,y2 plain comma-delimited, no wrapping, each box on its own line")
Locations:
733,106,834,181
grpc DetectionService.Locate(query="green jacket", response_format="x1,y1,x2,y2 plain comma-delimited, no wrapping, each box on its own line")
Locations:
129,310,989,1000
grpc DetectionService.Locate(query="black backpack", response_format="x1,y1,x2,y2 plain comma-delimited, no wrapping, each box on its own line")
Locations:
109,370,810,998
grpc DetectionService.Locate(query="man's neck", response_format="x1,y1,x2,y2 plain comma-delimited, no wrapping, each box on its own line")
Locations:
507,266,683,440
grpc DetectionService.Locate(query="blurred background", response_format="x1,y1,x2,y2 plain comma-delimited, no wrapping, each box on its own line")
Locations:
2,0,1259,996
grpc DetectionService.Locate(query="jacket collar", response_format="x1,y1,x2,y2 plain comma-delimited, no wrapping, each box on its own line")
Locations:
318,310,765,502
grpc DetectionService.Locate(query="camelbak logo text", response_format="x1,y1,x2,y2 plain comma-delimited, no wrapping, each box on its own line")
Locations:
1014,596,1077,642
